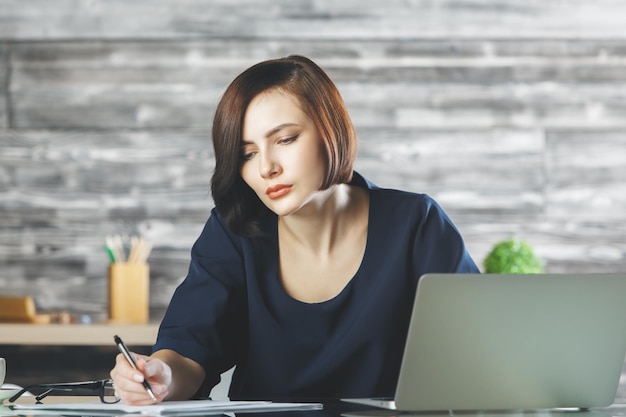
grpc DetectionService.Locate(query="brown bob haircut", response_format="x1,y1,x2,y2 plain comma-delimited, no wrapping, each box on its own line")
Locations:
211,55,357,236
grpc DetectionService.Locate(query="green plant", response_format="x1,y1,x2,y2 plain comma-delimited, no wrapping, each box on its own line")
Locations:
483,238,544,274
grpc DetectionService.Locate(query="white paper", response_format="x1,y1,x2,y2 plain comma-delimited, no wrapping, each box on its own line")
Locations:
8,399,323,415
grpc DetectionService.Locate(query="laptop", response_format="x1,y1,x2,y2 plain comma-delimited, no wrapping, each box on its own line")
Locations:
343,273,626,411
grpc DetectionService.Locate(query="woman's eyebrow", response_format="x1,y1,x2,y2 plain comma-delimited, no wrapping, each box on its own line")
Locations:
264,123,299,138
242,123,299,145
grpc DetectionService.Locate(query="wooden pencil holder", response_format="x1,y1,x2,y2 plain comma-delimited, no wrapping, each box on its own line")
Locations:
108,262,150,323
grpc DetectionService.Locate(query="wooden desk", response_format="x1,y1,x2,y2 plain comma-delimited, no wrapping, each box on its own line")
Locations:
0,323,159,346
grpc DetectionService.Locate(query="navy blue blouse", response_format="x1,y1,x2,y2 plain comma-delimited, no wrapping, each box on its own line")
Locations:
153,173,479,400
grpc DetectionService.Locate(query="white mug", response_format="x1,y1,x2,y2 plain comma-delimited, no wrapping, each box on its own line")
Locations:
0,357,5,387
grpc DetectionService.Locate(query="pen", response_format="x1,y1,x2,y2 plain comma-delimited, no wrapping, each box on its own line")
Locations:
113,335,157,401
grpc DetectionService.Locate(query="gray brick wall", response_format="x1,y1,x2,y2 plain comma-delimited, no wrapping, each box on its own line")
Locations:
1,1,625,323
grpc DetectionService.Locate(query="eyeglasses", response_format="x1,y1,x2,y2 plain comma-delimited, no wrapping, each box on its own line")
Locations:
8,379,120,404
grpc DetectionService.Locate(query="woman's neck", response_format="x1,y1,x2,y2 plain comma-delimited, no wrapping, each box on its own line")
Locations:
278,183,368,257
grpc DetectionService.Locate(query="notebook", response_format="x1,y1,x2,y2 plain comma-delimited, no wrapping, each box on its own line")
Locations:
343,273,626,411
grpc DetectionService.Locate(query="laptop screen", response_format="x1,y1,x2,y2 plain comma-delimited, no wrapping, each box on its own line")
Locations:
394,273,626,411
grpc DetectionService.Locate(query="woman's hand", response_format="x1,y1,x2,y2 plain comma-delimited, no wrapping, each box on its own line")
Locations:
110,352,171,405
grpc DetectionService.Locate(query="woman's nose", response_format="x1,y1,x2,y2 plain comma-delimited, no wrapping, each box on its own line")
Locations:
259,153,281,178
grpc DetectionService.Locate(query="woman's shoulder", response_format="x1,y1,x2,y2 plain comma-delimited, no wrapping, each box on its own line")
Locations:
370,184,433,202
371,187,445,224
352,173,441,214
352,174,455,234
352,172,434,200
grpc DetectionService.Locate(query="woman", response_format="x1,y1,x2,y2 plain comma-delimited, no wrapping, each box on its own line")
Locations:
110,55,479,405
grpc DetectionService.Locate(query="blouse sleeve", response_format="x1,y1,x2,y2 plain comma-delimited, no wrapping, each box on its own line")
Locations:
412,195,480,274
152,208,248,394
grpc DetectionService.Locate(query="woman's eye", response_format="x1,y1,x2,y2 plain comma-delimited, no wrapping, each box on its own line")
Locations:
279,135,298,145
240,151,256,161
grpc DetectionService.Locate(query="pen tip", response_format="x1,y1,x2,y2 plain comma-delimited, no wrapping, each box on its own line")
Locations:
148,389,157,401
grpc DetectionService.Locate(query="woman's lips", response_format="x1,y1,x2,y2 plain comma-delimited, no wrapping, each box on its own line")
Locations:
266,184,293,200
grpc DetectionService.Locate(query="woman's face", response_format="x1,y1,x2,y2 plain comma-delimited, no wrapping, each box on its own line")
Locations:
240,89,326,217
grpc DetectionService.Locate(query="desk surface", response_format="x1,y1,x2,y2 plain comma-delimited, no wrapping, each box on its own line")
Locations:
0,323,159,346
2,396,626,417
